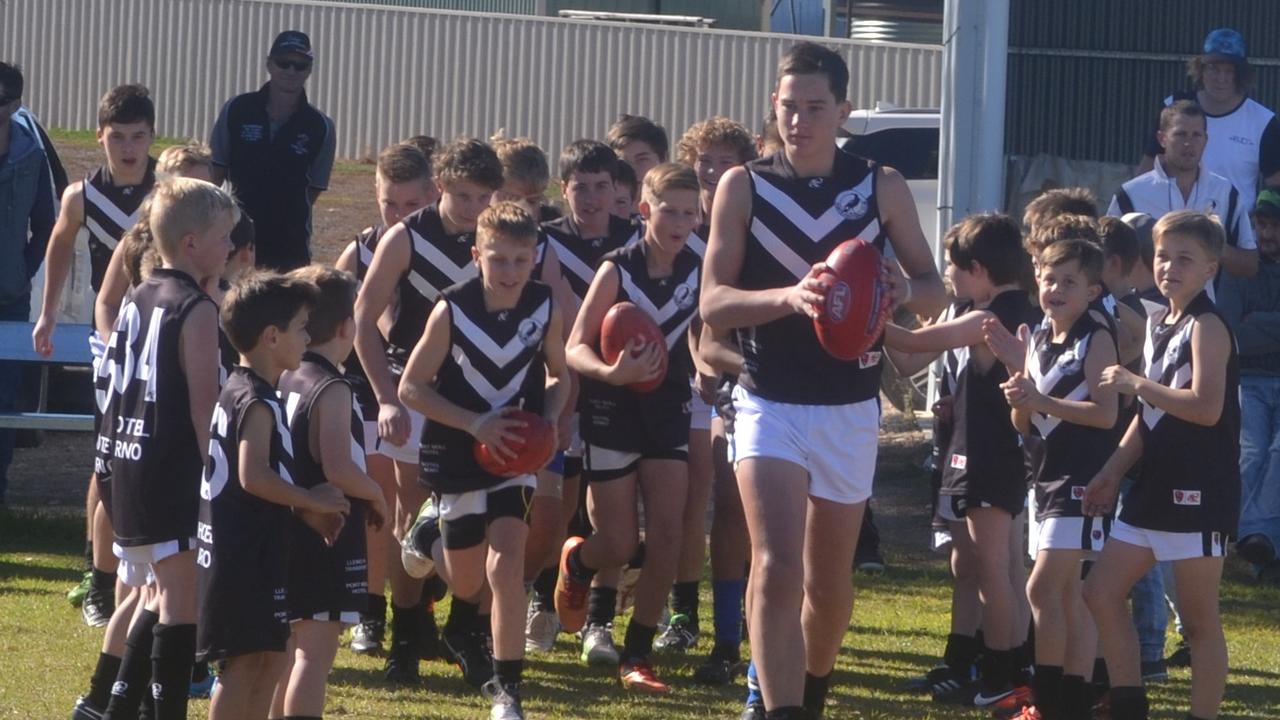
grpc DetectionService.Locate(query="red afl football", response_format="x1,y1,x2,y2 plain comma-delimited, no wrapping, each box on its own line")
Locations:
473,409,556,477
813,238,891,361
600,301,669,393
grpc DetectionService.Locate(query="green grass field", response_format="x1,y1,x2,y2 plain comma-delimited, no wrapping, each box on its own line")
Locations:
3,453,1279,719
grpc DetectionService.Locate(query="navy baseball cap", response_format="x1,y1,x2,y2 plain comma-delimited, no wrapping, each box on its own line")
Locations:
1203,28,1246,63
270,30,313,59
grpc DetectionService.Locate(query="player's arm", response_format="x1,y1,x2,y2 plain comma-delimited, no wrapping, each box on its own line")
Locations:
239,401,350,514
877,166,946,319
312,382,387,528
1110,302,1145,367
541,302,570,425
180,301,222,462
566,262,663,386
32,181,85,356
1019,329,1119,429
1099,314,1230,426
697,320,743,377
883,309,989,355
94,245,132,339
334,239,358,275
701,167,826,328
354,225,411,445
1083,412,1143,516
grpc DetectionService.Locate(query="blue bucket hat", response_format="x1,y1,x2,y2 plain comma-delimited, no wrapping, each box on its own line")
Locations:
1203,28,1246,63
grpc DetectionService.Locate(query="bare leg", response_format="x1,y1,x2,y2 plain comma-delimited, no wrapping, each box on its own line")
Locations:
801,496,864,675
1083,539,1156,690
1172,556,1228,718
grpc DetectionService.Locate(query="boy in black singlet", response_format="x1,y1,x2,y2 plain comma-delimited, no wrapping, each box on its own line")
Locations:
398,203,569,719
1083,211,1240,720
334,140,435,657
275,266,388,719
554,163,703,693
1002,240,1119,720
607,113,668,182
198,272,349,720
884,214,1041,710
353,138,503,682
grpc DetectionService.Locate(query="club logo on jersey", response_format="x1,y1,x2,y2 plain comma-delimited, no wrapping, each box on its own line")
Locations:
835,189,869,221
239,124,265,143
673,283,697,310
859,351,882,369
950,453,967,470
1165,343,1182,365
1092,529,1103,541
1071,486,1086,500
1173,489,1202,506
517,318,546,348
1057,349,1081,374
290,133,311,156
808,178,825,189
112,681,128,696
826,282,851,322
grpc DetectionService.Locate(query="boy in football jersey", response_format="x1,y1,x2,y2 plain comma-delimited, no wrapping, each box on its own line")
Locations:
398,202,568,718
1083,211,1239,720
88,178,232,720
554,163,703,693
198,271,349,720
607,114,668,181
354,137,503,681
883,214,1040,711
1001,239,1118,720
531,140,639,664
35,84,157,630
334,140,434,656
611,161,640,221
272,265,387,718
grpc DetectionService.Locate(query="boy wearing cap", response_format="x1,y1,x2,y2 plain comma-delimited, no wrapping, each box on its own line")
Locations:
1217,189,1280,580
1139,27,1280,210
210,30,335,271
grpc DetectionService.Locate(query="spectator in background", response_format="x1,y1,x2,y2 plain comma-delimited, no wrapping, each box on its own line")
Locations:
1139,28,1280,212
1111,100,1258,280
1218,189,1280,583
210,30,334,271
0,61,55,505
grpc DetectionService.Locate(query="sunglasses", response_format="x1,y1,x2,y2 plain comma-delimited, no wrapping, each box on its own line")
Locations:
273,59,312,72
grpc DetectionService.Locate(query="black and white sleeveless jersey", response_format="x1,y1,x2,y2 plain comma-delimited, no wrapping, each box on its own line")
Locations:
685,223,710,258
95,268,213,547
83,159,157,293
278,354,369,619
196,366,296,660
420,277,552,494
940,289,1041,512
737,150,887,405
542,214,640,304
385,206,478,373
1023,312,1117,521
1122,292,1241,535
579,242,700,452
346,224,389,416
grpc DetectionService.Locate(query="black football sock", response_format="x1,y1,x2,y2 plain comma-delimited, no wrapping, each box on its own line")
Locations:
978,647,1014,693
91,567,116,594
86,651,123,709
802,671,831,717
364,592,386,624
103,609,159,720
621,621,657,664
445,597,480,634
389,602,420,653
765,708,812,720
148,623,196,720
671,581,700,622
1062,674,1093,720
1031,665,1063,720
586,587,617,628
1092,656,1110,690
494,657,524,688
943,632,980,672
532,566,557,611
84,539,95,571
1107,686,1148,720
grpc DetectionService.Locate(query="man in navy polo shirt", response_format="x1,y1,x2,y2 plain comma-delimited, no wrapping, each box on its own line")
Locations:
210,30,335,271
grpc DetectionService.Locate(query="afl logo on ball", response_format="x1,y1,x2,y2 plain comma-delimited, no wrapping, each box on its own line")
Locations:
673,283,696,310
826,281,852,322
518,318,545,348
835,189,869,220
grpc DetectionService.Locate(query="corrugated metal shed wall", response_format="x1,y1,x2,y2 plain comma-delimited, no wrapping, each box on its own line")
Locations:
303,0,763,30
308,0,539,12
5,0,941,160
1007,0,1280,164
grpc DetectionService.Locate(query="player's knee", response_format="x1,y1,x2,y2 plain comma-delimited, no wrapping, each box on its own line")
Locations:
1082,574,1115,614
1025,574,1056,612
753,551,803,593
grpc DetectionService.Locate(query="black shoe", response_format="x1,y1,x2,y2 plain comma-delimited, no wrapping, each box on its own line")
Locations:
420,609,443,661
350,617,385,655
854,546,886,573
71,696,104,720
1236,533,1277,566
1166,638,1191,668
907,663,955,691
384,639,420,684
693,646,744,685
930,668,978,705
443,626,494,689
740,703,765,720
81,587,114,628
1140,658,1168,683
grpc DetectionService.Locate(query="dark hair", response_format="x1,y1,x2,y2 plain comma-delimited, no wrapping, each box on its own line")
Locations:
286,265,356,345
1029,214,1101,257
777,42,849,103
1187,55,1253,95
945,213,1028,286
0,62,24,100
1097,216,1139,276
97,84,155,131
230,212,256,254
433,137,504,191
613,160,638,196
402,135,439,169
1159,99,1206,133
1038,238,1104,286
558,139,619,183
377,142,431,184
221,271,318,354
607,114,669,162
1022,187,1098,235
